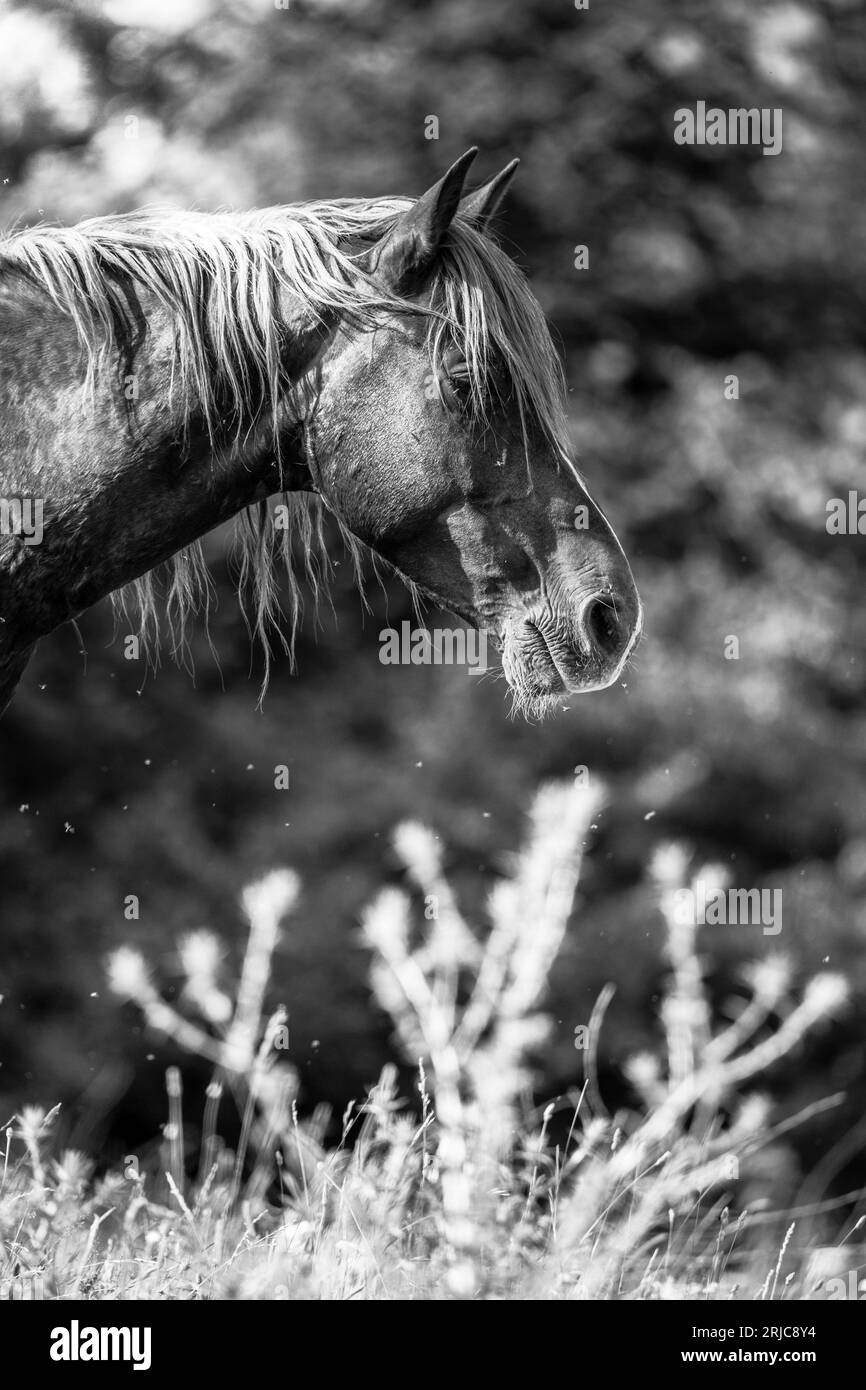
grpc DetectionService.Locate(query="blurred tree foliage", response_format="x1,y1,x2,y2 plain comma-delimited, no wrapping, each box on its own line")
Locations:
0,0,864,1173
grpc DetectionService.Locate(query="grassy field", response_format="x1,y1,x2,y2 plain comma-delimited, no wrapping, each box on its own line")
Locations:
0,782,857,1301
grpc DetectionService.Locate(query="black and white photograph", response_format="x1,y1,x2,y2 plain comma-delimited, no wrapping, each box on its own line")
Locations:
0,0,864,1339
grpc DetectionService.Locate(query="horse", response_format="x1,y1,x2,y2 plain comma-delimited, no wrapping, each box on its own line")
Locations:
0,148,641,719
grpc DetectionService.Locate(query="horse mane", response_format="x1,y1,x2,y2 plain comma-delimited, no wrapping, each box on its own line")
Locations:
0,198,572,688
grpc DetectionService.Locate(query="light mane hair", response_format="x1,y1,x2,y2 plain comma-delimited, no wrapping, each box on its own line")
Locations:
0,198,573,688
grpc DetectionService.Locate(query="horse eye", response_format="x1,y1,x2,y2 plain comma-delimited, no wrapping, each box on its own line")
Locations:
438,349,471,410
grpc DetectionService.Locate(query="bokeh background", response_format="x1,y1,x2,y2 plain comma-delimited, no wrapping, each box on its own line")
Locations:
1,0,865,1194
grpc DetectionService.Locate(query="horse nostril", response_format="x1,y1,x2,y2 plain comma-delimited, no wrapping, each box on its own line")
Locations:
582,596,625,660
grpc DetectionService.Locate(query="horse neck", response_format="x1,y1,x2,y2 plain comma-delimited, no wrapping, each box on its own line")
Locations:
0,281,310,659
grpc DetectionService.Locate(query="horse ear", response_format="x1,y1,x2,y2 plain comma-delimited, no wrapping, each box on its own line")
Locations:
367,148,478,294
458,158,520,231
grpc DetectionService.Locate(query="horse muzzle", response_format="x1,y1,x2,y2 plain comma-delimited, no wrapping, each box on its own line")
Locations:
502,582,643,702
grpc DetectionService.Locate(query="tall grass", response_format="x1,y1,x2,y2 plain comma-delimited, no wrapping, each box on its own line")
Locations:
0,781,856,1300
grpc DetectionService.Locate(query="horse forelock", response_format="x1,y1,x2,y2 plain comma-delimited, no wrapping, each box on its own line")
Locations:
0,198,572,687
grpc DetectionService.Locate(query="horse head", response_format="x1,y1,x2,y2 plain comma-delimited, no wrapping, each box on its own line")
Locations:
299,150,642,716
